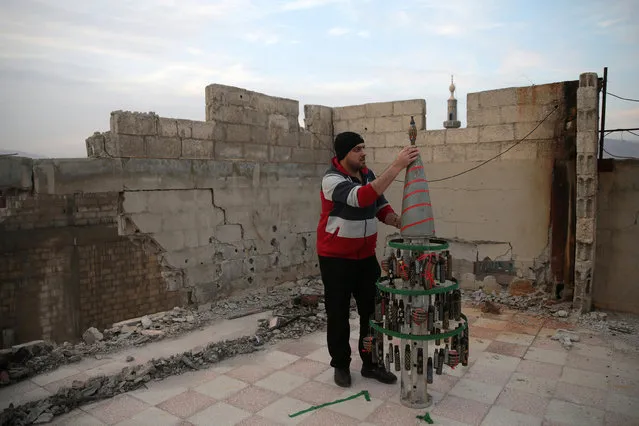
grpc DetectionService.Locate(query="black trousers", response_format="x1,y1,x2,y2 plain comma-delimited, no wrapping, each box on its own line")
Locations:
318,255,381,370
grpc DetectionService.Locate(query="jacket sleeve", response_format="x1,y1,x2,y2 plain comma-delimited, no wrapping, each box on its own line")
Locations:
376,194,396,222
321,173,378,208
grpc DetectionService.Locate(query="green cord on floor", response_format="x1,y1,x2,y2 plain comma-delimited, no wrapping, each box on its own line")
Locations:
288,390,371,418
416,412,434,424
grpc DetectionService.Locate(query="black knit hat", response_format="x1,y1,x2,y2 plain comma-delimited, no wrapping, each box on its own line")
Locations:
334,131,364,161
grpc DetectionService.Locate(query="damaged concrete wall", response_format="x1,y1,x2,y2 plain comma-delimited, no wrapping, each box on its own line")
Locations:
338,82,577,291
593,159,639,314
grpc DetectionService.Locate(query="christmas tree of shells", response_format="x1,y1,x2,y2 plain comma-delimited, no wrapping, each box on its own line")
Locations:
366,117,470,409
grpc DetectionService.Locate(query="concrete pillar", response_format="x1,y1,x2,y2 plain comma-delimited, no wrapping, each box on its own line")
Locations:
574,72,600,313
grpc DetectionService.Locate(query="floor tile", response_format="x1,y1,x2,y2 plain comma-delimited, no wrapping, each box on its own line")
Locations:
605,393,639,419
114,406,183,426
512,314,545,328
608,374,639,397
255,371,308,394
473,318,508,331
565,351,613,375
544,399,605,426
299,409,360,426
327,389,383,421
255,350,301,369
523,347,567,366
157,390,216,419
449,379,502,404
194,375,248,399
604,410,639,426
428,373,460,394
464,364,513,387
431,395,490,426
572,343,613,360
188,402,251,426
495,387,549,418
560,367,609,390
507,372,557,399
387,388,444,407
485,341,528,358
51,410,107,425
473,351,521,372
305,347,332,364
366,401,429,425
225,386,281,413
226,364,277,384
31,366,83,387
256,396,316,425
542,318,576,330
554,382,607,410
481,405,542,426
277,340,324,357
468,327,501,340
287,381,347,405
530,333,566,352
469,337,492,353
508,323,542,336
128,379,188,406
236,415,284,426
283,359,331,379
84,395,149,425
495,332,536,346
515,360,563,380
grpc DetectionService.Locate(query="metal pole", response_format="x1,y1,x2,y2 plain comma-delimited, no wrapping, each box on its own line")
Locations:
599,67,608,160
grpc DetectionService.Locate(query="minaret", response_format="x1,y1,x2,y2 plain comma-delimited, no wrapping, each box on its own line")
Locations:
443,75,461,129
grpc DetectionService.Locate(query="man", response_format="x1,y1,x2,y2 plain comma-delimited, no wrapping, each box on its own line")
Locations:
316,131,419,387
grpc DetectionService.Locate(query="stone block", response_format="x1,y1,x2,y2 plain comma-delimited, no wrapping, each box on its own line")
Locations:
577,176,596,198
273,131,299,147
409,113,426,130
270,146,292,162
215,142,243,160
373,147,398,164
0,156,33,190
250,125,269,144
467,106,501,127
176,119,192,139
291,148,316,163
576,218,595,244
162,211,196,232
432,144,466,162
479,88,517,108
110,111,157,136
446,127,479,144
214,187,269,208
349,117,376,134
117,134,146,157
147,136,181,159
517,83,563,105
85,132,107,158
226,124,252,143
577,88,598,111
243,143,269,162
416,130,445,146
375,116,405,133
333,120,349,135
298,131,313,149
216,224,243,243
158,118,178,137
154,230,186,252
182,139,214,159
393,99,426,116
269,114,290,132
314,149,332,164
479,124,515,143
363,133,387,148
579,72,598,88
577,153,597,175
465,142,503,161
467,93,480,110
514,121,556,140
303,105,333,135
499,140,538,160
130,212,163,233
191,121,216,140
576,132,597,154
365,101,394,117
577,109,599,132
333,105,366,121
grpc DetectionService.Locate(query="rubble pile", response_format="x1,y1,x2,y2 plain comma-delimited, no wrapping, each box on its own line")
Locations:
465,288,565,314
0,292,328,426
0,278,323,387
579,310,639,349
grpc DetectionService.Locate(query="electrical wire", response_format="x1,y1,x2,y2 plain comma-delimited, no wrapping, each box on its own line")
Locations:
608,92,639,103
394,104,559,183
603,147,638,160
627,130,639,138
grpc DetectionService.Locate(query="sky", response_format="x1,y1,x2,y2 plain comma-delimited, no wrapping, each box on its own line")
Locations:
1,0,638,158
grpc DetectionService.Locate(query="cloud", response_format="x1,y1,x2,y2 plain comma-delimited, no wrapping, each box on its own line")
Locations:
328,27,350,36
244,30,281,45
187,47,203,55
357,30,370,38
281,0,344,11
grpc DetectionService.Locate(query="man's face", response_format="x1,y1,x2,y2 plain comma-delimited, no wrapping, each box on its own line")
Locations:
344,143,366,170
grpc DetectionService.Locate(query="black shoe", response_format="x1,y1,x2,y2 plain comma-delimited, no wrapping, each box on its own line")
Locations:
361,365,397,384
334,368,352,387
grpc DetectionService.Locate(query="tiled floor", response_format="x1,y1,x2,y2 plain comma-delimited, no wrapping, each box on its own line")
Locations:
12,305,639,425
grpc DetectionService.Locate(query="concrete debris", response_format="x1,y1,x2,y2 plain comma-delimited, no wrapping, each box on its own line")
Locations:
82,328,103,345
551,329,580,349
126,356,134,362
480,300,501,315
0,277,323,388
555,310,569,318
0,299,327,426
